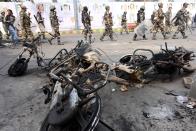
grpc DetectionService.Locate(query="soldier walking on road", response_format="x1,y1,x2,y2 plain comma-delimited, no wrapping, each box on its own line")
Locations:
151,3,167,40
165,6,172,34
120,11,129,35
36,10,45,39
81,6,93,43
20,6,34,42
172,3,189,39
100,6,115,41
133,6,146,41
49,5,62,45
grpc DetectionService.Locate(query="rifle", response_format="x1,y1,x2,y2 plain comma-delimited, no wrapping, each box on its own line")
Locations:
34,15,45,28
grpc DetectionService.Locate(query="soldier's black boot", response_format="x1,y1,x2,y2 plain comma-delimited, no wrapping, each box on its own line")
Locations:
57,37,63,45
133,33,137,41
172,32,178,39
162,32,168,39
89,35,92,44
110,33,116,41
143,35,147,40
100,35,104,41
181,32,188,39
48,38,53,45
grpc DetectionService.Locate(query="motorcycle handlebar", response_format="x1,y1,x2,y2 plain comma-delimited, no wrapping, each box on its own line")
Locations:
49,61,110,96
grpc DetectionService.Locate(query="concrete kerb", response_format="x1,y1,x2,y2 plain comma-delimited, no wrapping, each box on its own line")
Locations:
59,28,134,36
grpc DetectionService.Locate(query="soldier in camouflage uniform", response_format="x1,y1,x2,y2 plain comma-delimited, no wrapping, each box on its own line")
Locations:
133,6,146,40
100,6,114,41
151,3,167,40
120,11,129,35
20,6,34,41
172,3,189,39
81,6,93,43
36,10,45,39
165,6,172,34
49,5,62,45
137,6,145,24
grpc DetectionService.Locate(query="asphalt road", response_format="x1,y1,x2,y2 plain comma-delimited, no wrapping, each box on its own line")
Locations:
0,31,196,131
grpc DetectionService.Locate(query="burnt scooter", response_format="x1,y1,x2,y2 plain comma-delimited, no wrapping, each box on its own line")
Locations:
8,34,47,76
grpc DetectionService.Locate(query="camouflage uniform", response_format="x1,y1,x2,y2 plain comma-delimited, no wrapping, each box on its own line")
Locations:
172,3,189,39
20,6,34,41
36,11,45,39
120,11,128,34
152,3,167,40
165,7,172,34
49,6,62,45
137,6,145,24
81,6,92,42
133,6,146,40
100,6,114,41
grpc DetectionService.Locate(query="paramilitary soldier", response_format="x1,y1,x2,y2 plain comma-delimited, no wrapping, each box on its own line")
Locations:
20,5,34,41
120,11,129,35
165,6,172,34
137,6,145,24
81,6,93,43
151,3,167,40
172,3,189,39
133,6,146,40
100,6,115,41
36,10,46,39
49,5,62,45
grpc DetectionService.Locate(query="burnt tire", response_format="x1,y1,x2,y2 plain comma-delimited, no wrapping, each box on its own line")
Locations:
8,58,28,77
40,95,101,131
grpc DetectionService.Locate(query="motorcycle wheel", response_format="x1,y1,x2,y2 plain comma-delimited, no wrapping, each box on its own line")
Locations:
8,58,28,76
40,95,101,131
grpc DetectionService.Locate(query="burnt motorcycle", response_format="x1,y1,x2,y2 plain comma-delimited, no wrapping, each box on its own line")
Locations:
40,41,114,131
40,61,114,131
119,43,195,81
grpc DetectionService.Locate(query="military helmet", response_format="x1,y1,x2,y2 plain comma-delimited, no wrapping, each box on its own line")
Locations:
105,6,110,10
158,3,163,7
183,2,189,7
83,6,88,11
50,5,56,10
140,6,145,10
21,5,27,10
